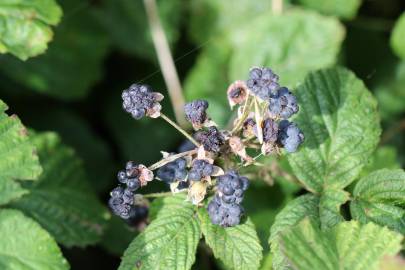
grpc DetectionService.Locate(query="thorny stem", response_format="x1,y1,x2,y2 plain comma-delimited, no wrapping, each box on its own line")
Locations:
148,148,198,171
160,113,200,147
143,0,187,127
271,0,283,15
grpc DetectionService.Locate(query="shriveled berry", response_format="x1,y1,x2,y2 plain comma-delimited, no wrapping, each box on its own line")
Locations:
111,187,124,198
194,127,225,153
122,188,134,204
184,100,209,127
261,118,278,143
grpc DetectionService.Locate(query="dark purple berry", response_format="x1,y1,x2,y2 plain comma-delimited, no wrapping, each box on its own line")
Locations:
117,170,127,183
184,100,209,127
127,178,140,191
246,67,279,100
156,157,188,184
269,87,299,119
188,159,214,181
194,127,225,153
278,120,304,153
122,84,161,119
111,187,124,198
261,118,278,143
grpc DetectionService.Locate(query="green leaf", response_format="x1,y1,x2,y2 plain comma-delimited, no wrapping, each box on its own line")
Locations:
287,67,381,193
198,205,263,270
188,0,274,44
319,189,349,230
269,194,320,243
94,0,182,60
298,0,362,19
279,219,403,270
0,100,42,180
229,9,345,87
0,100,42,205
391,12,405,60
119,194,201,270
26,108,114,193
375,61,405,120
269,194,320,270
0,0,62,60
243,181,291,252
10,132,109,247
0,180,28,205
0,0,109,99
0,209,68,270
359,146,401,178
351,169,405,234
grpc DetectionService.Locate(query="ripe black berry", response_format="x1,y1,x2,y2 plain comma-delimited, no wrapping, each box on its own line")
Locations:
207,170,249,227
122,84,163,119
278,120,304,153
156,157,188,184
269,87,299,119
246,67,279,100
188,159,214,181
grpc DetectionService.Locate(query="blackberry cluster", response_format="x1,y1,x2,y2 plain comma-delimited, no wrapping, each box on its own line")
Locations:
246,67,280,100
207,170,249,227
156,157,188,184
243,67,304,153
278,120,305,153
188,159,214,181
122,84,160,119
108,162,148,222
184,100,209,127
194,126,225,153
269,87,299,119
109,187,135,219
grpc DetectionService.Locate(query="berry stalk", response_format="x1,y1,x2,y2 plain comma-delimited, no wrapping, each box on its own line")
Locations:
231,94,252,134
160,113,200,147
148,149,197,171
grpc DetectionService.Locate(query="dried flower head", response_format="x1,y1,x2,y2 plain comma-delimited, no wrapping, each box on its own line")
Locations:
228,136,253,163
227,80,248,108
188,181,208,205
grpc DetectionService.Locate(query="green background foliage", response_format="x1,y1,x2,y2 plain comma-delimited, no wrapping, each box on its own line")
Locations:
0,0,404,269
